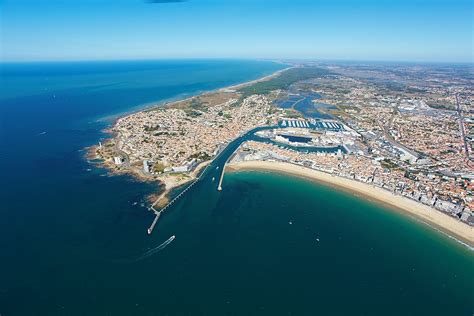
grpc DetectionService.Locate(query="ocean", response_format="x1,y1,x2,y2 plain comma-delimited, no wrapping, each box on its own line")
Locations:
0,60,472,315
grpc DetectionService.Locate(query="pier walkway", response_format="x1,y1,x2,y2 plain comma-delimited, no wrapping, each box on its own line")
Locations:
217,166,225,191
217,144,242,191
147,164,210,235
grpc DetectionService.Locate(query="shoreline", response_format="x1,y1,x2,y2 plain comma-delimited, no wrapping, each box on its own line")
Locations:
154,66,292,110
227,160,474,248
87,140,212,209
97,64,291,124
221,66,293,91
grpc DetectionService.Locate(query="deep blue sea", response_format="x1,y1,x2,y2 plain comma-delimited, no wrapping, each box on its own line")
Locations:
0,60,473,315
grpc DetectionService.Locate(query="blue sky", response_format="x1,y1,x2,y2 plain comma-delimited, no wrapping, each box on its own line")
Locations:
1,0,473,62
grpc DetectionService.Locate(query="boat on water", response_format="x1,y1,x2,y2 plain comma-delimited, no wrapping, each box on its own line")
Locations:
157,235,175,247
137,235,176,260
212,177,215,182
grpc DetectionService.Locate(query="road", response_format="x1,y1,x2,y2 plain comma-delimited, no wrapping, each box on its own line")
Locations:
378,121,419,159
455,93,469,160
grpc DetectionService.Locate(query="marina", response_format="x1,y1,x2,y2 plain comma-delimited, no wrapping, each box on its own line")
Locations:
279,119,345,132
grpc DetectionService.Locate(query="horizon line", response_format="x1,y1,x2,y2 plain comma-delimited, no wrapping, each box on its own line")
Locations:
1,57,473,65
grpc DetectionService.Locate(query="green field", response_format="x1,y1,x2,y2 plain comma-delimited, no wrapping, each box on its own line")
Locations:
238,67,333,97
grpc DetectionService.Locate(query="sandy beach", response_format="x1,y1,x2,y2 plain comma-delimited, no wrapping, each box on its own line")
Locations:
154,66,292,110
221,66,293,91
228,160,474,247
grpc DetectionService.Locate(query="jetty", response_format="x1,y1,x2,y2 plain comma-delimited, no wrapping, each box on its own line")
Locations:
147,163,211,235
146,137,248,234
217,166,225,191
217,144,242,191
147,178,198,234
147,211,161,234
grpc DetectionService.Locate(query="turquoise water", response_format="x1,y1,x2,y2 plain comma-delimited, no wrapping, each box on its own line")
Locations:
0,60,473,315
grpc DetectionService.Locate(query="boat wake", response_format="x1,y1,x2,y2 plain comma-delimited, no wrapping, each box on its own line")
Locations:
114,235,176,264
136,235,175,261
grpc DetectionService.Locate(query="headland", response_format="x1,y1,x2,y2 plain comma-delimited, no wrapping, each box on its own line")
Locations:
87,66,298,205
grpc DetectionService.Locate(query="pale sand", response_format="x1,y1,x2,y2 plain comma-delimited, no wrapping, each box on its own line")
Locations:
151,160,213,206
161,66,292,109
227,160,474,247
221,66,293,91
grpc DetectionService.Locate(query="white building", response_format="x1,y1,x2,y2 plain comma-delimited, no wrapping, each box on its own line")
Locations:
143,160,151,173
114,156,123,165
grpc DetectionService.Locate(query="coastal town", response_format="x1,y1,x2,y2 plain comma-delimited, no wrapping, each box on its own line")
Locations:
93,64,474,235
94,91,278,193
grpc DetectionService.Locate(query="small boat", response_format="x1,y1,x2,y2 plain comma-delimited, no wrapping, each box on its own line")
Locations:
289,221,292,225
212,177,215,182
216,166,219,170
